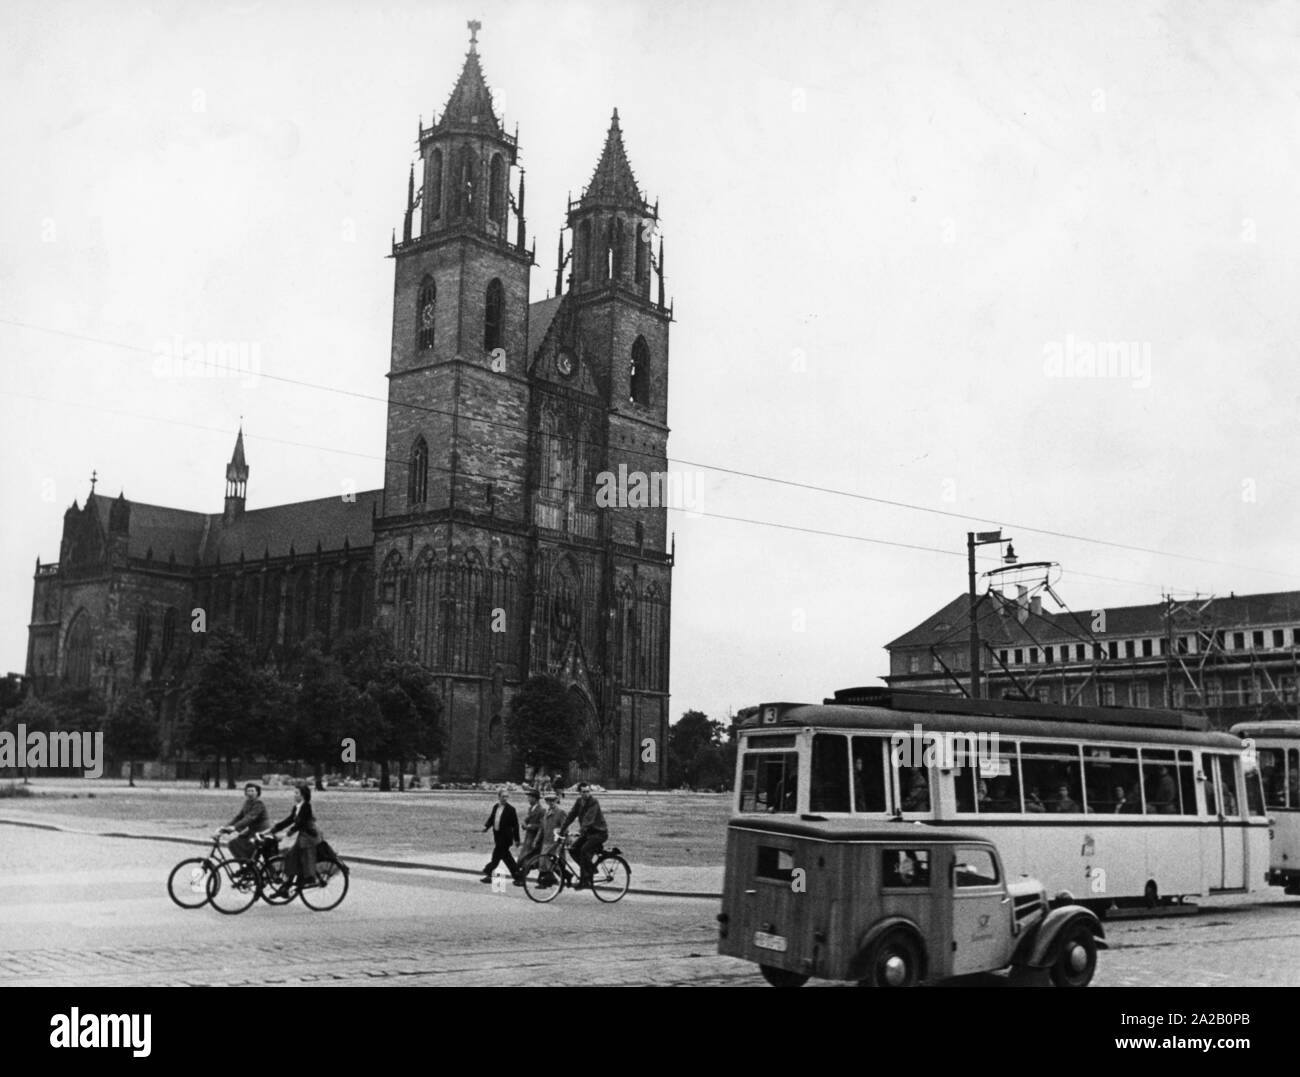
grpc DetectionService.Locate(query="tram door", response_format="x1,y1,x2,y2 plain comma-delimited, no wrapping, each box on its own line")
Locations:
1205,753,1246,890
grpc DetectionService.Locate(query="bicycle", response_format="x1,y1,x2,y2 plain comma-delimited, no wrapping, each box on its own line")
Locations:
520,835,630,904
257,834,350,912
167,832,276,915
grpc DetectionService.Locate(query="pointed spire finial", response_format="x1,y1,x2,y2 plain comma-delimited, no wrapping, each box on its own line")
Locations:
89,469,98,495
468,19,481,51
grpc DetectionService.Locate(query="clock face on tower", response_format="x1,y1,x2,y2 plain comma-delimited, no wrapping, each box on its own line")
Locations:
556,350,575,378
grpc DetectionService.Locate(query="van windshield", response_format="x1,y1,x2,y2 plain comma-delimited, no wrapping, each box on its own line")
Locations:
739,751,799,813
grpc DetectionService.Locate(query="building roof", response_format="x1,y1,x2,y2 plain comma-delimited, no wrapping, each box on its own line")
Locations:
580,109,643,206
527,295,564,360
888,590,1300,652
85,488,381,566
201,490,381,565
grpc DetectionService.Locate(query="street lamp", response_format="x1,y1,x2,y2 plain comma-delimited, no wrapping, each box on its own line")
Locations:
967,531,1017,700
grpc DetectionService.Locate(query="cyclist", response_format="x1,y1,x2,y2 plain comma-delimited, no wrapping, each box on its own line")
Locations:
536,791,567,889
561,782,608,890
219,782,269,863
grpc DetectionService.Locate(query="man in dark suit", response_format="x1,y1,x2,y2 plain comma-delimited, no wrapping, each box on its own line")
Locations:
481,788,521,884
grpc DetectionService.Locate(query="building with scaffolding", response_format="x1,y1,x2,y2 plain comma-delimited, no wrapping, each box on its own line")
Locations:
884,590,1300,730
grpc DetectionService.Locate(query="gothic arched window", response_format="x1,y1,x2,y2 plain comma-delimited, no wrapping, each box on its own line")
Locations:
409,436,428,506
161,606,177,658
416,276,436,351
429,149,443,220
630,336,650,406
577,219,591,281
489,154,506,227
65,610,92,687
133,606,151,676
457,147,477,217
612,217,626,278
484,278,505,351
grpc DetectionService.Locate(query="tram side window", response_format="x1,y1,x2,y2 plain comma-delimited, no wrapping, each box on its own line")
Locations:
739,751,799,814
1139,749,1186,815
955,748,1022,814
811,733,850,813
1020,741,1082,813
756,846,796,883
1204,754,1239,817
1291,750,1300,808
1082,746,1141,814
895,736,931,812
851,736,887,812
1177,750,1197,813
882,848,930,888
1259,748,1286,808
1245,766,1265,818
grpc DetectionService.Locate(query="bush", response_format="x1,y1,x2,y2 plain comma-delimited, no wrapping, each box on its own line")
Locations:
0,782,32,799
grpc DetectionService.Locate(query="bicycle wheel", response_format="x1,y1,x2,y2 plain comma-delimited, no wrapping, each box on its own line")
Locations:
522,858,564,904
167,857,214,909
299,857,349,911
207,858,260,915
591,853,631,903
260,854,295,905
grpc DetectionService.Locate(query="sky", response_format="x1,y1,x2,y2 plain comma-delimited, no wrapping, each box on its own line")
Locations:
3,0,1300,724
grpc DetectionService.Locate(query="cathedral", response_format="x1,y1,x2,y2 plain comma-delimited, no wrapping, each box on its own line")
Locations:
24,24,674,784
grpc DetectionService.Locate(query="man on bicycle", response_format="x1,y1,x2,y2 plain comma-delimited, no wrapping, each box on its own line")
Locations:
219,782,269,862
561,782,608,890
537,791,567,888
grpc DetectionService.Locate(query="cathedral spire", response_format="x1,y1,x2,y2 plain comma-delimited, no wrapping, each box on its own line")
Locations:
438,21,500,132
580,108,643,208
224,425,248,523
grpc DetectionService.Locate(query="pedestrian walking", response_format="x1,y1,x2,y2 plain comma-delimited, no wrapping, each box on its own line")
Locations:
481,787,521,885
519,787,544,870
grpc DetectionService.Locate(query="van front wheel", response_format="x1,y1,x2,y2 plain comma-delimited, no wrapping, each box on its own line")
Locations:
1049,924,1097,988
860,931,921,988
759,965,809,988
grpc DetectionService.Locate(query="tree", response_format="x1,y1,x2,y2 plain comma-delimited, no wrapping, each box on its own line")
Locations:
183,627,267,788
283,638,358,791
1,696,56,784
334,629,444,791
105,688,160,786
0,686,105,782
505,675,579,780
667,710,731,790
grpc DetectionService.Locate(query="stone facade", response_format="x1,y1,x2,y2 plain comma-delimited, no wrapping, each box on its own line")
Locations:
24,27,674,784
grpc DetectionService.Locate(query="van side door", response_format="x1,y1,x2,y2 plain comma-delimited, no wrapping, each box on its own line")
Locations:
950,845,1010,977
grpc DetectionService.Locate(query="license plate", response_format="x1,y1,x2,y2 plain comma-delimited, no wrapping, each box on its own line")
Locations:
754,931,787,952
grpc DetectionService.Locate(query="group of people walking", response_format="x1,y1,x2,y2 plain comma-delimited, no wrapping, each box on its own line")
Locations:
483,782,609,891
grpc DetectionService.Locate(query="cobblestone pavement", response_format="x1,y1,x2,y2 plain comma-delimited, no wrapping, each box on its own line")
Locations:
3,824,1300,987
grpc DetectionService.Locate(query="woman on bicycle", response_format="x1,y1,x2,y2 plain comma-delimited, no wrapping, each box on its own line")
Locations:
268,783,321,898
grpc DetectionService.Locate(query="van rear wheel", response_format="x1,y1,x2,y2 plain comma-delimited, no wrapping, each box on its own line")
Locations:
759,965,809,988
860,931,921,988
1049,924,1097,988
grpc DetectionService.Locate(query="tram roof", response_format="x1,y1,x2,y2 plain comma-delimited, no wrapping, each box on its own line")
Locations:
1230,720,1300,740
739,688,1243,748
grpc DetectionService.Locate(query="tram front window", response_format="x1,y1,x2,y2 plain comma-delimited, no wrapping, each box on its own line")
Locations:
811,733,850,813
739,750,799,814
